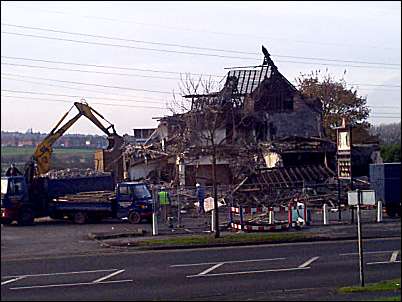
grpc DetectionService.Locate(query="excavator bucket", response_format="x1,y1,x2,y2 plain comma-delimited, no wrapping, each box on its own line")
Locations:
106,134,124,151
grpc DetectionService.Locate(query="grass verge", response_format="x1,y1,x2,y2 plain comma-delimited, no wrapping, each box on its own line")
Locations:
370,296,401,301
133,232,314,248
338,278,401,293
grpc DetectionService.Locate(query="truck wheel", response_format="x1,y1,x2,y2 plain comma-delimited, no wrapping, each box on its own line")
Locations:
128,211,141,224
1,218,13,225
17,208,34,226
73,212,87,224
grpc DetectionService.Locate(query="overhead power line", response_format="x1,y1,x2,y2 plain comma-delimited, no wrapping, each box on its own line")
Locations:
350,83,401,88
2,23,400,67
0,89,170,105
3,5,399,51
367,106,401,109
1,95,168,110
3,61,400,89
1,31,401,70
2,93,398,116
1,89,399,113
1,56,223,77
1,31,260,61
369,116,401,118
1,76,170,102
0,62,180,80
1,72,172,94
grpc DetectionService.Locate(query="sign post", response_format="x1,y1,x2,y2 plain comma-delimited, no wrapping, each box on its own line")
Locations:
348,189,375,287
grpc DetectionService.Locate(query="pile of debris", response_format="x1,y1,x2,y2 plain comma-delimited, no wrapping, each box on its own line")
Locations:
45,168,111,179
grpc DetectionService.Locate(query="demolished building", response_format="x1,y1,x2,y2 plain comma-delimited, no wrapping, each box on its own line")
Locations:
123,46,338,205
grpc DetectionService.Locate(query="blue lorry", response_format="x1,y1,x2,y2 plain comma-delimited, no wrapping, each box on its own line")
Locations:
1,175,153,225
369,162,401,218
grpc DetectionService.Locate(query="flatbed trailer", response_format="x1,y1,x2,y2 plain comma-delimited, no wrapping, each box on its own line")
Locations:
2,176,153,225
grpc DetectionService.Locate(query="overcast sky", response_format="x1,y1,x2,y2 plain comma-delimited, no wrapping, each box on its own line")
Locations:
1,1,401,135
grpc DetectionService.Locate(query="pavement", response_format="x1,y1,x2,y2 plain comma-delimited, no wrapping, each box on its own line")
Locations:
1,210,400,260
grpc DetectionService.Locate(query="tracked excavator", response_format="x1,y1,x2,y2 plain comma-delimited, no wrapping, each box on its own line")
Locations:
24,101,124,184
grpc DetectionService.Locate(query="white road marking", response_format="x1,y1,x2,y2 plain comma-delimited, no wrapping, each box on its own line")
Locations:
198,263,224,276
298,257,319,268
170,257,285,267
340,250,400,256
1,276,25,286
390,250,399,263
2,269,118,279
9,279,133,290
92,269,125,283
187,267,309,278
367,260,401,265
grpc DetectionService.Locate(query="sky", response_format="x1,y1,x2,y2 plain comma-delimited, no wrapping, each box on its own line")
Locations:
1,1,401,136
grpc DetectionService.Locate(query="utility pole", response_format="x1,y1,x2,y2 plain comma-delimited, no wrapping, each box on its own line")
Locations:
356,189,365,287
350,124,354,224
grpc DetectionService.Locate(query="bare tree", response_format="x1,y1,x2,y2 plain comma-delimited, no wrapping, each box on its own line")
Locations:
168,75,226,237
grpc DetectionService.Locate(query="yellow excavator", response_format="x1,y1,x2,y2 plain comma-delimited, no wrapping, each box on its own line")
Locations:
24,101,124,183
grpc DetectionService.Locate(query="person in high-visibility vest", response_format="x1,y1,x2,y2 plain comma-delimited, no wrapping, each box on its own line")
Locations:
158,187,171,223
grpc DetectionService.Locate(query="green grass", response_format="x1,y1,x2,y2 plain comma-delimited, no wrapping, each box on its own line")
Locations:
134,232,313,247
338,278,401,294
369,296,401,301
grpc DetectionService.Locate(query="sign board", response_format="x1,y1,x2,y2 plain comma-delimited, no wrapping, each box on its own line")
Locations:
338,158,352,179
338,130,351,151
348,190,376,206
194,197,226,212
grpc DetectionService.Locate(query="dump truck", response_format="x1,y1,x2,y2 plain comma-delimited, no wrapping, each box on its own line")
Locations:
1,175,153,225
1,100,151,225
369,162,401,217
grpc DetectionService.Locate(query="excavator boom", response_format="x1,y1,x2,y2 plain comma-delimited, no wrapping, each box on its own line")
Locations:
28,101,123,181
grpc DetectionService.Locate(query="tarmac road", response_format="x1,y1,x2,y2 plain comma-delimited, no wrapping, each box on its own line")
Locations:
1,237,400,301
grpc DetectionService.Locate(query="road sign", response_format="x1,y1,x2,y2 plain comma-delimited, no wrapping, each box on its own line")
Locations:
348,190,376,206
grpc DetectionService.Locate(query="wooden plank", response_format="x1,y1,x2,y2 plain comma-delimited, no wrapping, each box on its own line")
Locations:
288,167,300,182
283,168,294,183
277,170,289,187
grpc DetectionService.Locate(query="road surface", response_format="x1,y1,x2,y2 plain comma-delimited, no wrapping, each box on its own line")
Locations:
1,237,400,301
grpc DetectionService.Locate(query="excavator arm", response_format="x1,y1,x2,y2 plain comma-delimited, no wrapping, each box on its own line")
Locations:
28,101,123,181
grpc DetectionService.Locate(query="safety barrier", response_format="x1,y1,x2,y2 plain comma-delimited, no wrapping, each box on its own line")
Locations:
229,203,307,232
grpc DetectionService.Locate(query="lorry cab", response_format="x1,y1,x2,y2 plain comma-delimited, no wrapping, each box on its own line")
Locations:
115,182,153,224
1,176,32,225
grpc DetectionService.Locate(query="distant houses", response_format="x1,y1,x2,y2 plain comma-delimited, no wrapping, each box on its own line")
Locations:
1,131,109,149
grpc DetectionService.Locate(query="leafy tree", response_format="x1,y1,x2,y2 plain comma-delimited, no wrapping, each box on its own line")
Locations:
296,70,371,142
380,144,401,162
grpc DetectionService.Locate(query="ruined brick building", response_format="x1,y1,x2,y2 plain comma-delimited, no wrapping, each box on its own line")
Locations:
122,46,337,194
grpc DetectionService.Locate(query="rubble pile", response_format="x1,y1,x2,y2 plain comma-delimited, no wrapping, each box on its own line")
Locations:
45,168,111,179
